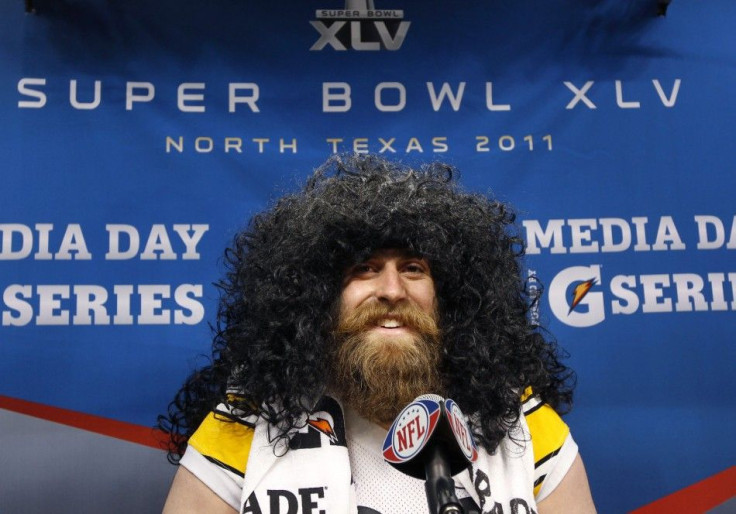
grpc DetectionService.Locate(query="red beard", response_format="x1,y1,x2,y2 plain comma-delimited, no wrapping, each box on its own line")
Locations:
330,301,444,426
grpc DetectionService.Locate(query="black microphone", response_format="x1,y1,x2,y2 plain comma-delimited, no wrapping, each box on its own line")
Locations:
382,394,479,514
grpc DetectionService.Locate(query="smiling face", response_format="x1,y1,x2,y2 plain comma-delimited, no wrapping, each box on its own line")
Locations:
338,248,438,345
331,249,444,426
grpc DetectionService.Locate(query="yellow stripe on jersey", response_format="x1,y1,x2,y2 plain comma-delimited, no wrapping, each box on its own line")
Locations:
188,411,254,477
521,386,533,402
525,402,570,496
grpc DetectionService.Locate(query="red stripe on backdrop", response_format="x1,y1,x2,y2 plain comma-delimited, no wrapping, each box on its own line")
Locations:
0,394,168,451
2,394,733,510
630,466,736,513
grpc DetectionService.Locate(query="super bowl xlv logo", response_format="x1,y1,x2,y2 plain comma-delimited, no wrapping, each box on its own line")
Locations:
310,0,411,51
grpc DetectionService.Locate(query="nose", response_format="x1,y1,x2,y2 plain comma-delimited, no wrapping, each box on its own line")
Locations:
374,265,407,304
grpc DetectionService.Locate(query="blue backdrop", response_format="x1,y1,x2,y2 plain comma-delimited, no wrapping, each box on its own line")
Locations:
2,1,735,512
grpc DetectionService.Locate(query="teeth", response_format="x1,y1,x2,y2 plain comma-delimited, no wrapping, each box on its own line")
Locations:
380,319,403,328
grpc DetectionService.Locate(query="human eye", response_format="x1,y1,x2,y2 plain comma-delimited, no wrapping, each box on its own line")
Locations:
402,260,429,275
348,262,376,277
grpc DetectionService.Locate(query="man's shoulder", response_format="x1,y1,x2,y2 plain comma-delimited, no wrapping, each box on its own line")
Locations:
520,391,571,454
187,402,257,478
519,391,576,501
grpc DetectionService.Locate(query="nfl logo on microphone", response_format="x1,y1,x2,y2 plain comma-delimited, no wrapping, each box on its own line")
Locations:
383,397,441,463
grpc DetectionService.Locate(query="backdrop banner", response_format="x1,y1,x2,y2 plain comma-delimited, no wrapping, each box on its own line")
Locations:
1,1,735,512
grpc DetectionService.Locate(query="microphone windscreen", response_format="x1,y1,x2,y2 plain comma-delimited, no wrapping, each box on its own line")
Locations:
382,395,478,479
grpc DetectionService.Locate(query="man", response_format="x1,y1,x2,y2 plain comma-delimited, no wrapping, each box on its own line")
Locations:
160,154,596,513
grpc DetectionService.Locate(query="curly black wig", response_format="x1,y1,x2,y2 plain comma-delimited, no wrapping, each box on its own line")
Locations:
159,153,574,462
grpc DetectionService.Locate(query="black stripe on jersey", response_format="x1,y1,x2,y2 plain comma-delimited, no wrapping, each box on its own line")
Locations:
535,447,561,469
204,455,245,478
213,409,256,428
523,401,543,416
534,475,546,488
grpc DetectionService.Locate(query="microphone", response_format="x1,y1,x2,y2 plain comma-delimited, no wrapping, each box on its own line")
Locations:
382,394,479,514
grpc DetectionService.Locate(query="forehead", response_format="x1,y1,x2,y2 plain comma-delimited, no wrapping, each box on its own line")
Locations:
358,248,428,263
340,248,431,281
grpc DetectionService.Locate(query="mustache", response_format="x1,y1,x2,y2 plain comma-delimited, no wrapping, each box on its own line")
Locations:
335,301,440,337
330,301,443,426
